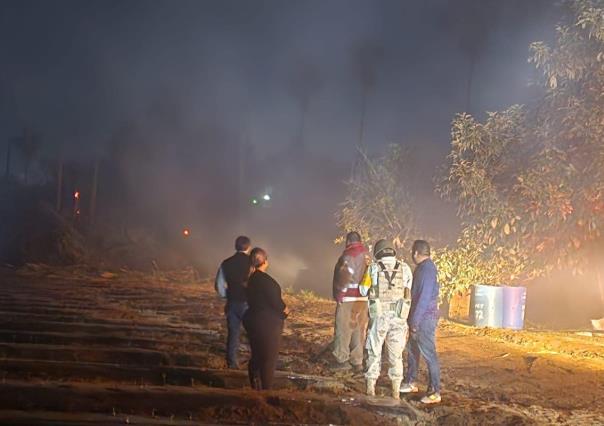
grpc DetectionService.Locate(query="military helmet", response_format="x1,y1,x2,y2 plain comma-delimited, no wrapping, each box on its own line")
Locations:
373,239,396,259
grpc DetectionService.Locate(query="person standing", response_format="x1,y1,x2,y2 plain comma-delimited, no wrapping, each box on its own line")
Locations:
331,231,370,372
243,247,288,390
360,239,412,398
215,236,252,369
400,240,442,404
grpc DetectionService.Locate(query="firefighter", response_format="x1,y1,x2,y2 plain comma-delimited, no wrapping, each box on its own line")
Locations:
331,231,371,372
360,239,412,399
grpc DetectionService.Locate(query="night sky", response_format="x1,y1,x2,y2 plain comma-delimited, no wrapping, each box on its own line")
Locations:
1,0,558,160
0,0,561,290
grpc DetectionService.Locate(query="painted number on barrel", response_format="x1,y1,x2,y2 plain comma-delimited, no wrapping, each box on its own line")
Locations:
475,303,485,321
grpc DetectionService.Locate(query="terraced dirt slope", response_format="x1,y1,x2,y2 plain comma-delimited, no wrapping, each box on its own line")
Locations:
0,264,603,425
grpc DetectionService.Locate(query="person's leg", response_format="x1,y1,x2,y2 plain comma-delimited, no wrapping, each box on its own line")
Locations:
243,316,261,390
259,319,283,390
417,318,441,393
404,330,420,385
365,314,387,394
385,316,406,392
226,302,245,368
332,302,353,364
349,301,369,368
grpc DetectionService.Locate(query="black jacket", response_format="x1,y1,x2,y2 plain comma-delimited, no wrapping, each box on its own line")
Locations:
245,270,287,320
221,252,250,302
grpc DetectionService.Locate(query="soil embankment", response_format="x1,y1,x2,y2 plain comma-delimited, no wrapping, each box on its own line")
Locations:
0,265,602,425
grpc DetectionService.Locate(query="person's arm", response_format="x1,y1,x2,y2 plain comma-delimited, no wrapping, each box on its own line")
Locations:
215,265,227,299
408,264,436,329
267,280,285,314
332,256,348,300
403,264,413,298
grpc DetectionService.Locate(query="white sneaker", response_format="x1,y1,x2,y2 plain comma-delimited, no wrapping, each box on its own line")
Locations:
399,382,419,394
420,393,441,404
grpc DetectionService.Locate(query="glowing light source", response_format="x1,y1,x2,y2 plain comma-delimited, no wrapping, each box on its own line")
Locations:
251,198,259,205
74,191,80,199
183,228,190,237
263,194,271,201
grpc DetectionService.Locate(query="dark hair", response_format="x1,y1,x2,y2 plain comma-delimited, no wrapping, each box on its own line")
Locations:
345,231,362,245
412,240,431,257
235,235,251,252
248,247,268,278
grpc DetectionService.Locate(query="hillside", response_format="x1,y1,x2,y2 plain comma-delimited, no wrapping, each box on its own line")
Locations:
0,264,602,425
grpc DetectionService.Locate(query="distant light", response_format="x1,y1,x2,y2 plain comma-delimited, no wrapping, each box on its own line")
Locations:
251,198,259,205
263,194,271,201
183,228,190,237
74,191,80,199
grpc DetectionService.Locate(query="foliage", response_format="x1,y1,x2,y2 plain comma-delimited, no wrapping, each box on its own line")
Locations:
336,144,417,250
437,0,604,298
297,288,325,303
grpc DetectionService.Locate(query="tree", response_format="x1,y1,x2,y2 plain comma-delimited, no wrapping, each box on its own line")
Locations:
14,127,40,184
437,0,604,299
288,59,322,153
337,144,417,250
439,0,493,113
352,41,384,149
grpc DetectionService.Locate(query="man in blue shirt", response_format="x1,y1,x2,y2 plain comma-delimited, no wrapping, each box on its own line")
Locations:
400,240,441,404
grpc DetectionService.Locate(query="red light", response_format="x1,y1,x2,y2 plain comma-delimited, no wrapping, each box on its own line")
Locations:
183,228,190,237
74,191,80,199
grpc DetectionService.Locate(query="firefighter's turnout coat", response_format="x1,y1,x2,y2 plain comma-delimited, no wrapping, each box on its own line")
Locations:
360,255,413,382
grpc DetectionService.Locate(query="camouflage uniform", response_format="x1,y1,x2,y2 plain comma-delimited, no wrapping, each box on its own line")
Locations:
360,240,412,397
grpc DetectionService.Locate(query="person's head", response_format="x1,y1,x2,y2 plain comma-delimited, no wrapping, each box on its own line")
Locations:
249,247,269,276
345,231,362,246
373,239,396,259
411,240,431,265
235,236,251,254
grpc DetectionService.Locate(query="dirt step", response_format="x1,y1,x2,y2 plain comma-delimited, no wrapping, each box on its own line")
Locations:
0,358,348,392
0,300,112,312
0,380,408,425
0,329,219,352
0,311,137,325
0,319,220,339
0,311,203,330
0,410,203,425
0,343,199,367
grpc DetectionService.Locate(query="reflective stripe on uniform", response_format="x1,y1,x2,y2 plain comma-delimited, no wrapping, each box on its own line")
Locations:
341,296,368,302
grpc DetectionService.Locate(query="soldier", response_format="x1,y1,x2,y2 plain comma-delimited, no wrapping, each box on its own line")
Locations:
360,239,413,399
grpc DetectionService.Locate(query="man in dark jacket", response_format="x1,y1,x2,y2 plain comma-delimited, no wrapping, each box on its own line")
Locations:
215,236,251,369
400,240,441,404
331,231,370,372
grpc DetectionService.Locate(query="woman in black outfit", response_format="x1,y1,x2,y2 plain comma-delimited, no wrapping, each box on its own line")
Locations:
243,247,288,390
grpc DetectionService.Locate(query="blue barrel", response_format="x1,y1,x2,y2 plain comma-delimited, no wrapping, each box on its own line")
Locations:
472,285,503,328
502,286,527,330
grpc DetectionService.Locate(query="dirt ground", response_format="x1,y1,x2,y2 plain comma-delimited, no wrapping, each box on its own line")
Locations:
0,264,603,425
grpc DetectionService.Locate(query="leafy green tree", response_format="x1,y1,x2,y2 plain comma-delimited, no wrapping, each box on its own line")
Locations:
437,0,604,299
337,144,417,250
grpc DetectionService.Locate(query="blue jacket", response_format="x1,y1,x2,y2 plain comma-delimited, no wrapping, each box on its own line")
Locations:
408,258,440,328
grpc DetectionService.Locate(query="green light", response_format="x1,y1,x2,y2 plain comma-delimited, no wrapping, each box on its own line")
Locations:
251,198,259,205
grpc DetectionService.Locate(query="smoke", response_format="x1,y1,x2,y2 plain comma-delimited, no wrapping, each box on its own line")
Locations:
0,0,561,299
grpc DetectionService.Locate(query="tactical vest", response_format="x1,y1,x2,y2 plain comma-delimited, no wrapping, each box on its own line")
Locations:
369,259,412,318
